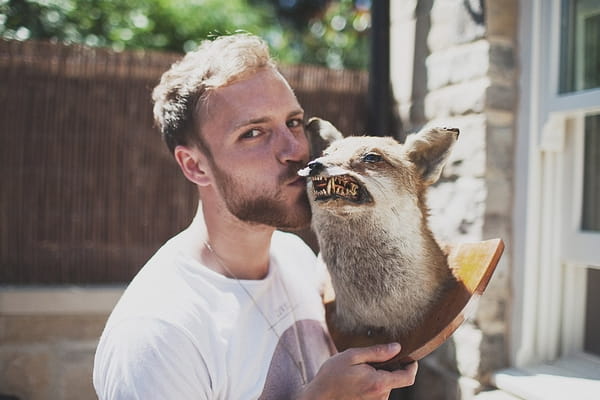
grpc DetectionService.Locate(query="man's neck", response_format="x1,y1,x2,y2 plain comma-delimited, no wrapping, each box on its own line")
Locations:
185,200,275,280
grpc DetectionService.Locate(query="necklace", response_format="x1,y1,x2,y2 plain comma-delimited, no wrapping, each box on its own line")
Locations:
204,241,309,386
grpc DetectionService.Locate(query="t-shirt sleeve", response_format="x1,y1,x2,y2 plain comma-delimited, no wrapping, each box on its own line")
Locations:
93,317,212,400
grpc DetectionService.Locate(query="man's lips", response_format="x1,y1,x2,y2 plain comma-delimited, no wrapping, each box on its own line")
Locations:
283,161,309,187
283,162,309,187
288,176,306,187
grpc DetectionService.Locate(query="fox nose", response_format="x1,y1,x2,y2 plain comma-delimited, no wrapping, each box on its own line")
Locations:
307,161,324,176
443,127,460,136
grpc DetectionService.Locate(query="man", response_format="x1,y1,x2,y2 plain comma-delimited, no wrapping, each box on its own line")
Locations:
93,33,418,399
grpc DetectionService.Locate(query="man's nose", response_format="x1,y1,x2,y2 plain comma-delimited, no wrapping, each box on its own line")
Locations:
276,126,308,163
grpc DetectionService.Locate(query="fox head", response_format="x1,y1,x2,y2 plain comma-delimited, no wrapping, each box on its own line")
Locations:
299,117,459,218
299,118,460,339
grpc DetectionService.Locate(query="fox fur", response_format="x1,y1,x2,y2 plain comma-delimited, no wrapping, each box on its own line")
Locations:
299,118,459,338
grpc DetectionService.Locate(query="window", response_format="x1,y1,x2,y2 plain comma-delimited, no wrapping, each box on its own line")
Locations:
585,268,600,355
581,114,600,356
581,114,600,232
559,0,600,93
562,110,600,359
559,0,600,360
500,0,600,397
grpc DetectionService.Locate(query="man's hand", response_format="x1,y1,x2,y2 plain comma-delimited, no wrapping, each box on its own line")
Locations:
297,343,418,400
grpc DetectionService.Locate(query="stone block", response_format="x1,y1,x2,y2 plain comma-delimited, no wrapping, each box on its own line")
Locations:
409,358,461,400
486,110,514,127
427,40,491,91
408,335,508,399
0,314,108,345
391,18,416,108
486,0,518,40
486,84,517,112
486,123,514,174
427,177,486,243
57,342,98,400
484,174,512,216
474,389,522,399
391,0,418,21
425,78,490,119
489,42,516,85
476,293,508,336
458,375,484,399
424,114,487,178
482,213,511,252
453,322,483,379
0,348,53,400
477,333,509,380
429,0,486,52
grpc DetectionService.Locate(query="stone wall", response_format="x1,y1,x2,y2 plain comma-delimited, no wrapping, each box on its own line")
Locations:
391,0,518,398
0,289,122,399
0,314,106,400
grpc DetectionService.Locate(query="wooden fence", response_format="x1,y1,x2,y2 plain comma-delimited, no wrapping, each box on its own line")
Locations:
0,39,368,284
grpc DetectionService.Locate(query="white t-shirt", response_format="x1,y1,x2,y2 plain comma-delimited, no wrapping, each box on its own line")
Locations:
93,230,335,400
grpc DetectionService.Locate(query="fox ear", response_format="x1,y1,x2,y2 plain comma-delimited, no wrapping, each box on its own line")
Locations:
405,127,459,185
305,117,344,159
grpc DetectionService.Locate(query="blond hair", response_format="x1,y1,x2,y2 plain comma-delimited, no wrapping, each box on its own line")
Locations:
152,33,276,153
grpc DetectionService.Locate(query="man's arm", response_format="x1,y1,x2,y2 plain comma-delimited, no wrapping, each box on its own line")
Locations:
93,318,212,400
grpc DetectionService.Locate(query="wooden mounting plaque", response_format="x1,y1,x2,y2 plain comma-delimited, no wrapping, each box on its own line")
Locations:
324,238,505,371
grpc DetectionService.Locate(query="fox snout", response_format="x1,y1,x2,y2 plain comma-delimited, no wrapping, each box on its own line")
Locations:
443,127,460,135
298,160,331,177
306,161,324,176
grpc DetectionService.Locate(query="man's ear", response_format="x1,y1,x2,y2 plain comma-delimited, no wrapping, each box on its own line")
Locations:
174,145,212,187
405,127,459,185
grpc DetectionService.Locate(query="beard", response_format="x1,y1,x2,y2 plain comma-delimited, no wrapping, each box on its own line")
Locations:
211,160,312,229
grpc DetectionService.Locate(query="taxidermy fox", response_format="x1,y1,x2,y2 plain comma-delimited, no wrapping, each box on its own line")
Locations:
299,118,459,338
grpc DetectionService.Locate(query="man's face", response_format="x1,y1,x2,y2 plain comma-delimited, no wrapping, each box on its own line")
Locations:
199,68,311,229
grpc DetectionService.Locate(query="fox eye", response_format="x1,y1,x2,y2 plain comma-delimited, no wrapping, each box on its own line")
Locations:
362,152,382,163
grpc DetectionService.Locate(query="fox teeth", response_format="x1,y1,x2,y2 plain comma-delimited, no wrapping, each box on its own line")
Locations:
309,174,371,204
326,178,334,195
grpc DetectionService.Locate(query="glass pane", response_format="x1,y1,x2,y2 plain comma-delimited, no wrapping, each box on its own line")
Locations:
582,114,600,231
584,268,600,356
559,0,600,93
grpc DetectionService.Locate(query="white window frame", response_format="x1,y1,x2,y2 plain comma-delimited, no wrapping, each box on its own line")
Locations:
499,0,600,398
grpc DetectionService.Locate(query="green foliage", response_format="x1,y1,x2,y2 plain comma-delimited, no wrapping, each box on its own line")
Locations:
290,0,371,69
0,0,371,69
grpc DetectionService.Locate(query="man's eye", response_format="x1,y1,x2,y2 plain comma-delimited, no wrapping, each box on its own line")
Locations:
287,119,303,129
362,152,382,163
241,129,262,139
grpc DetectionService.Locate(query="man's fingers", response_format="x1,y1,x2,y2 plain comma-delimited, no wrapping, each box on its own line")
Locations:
379,361,419,388
396,360,418,378
344,342,402,365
